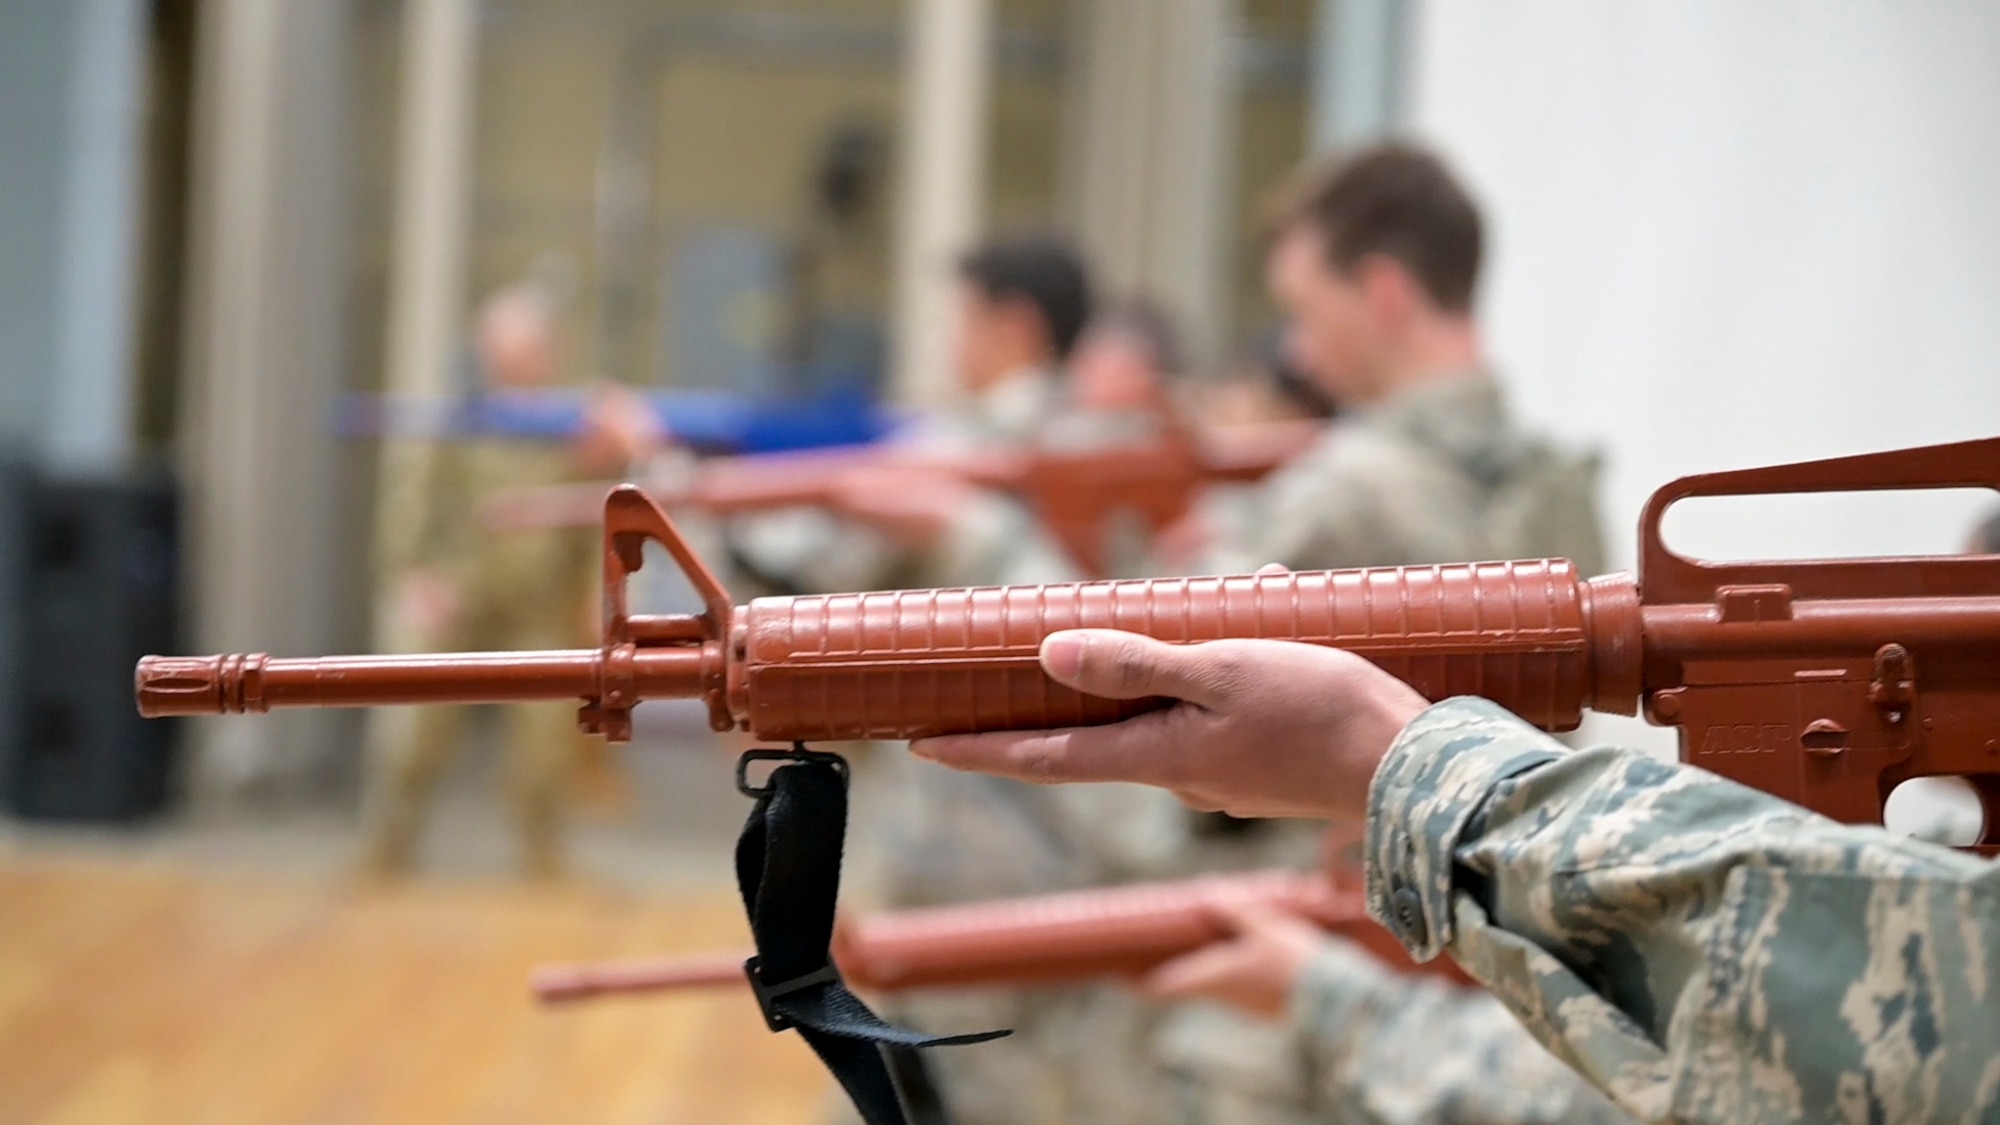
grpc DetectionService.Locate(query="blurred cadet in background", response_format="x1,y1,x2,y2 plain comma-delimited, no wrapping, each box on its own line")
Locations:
360,278,658,880
1071,300,1183,413
728,234,1090,594
1164,143,1607,581
1041,297,1191,575
1046,297,1186,447
1200,327,1339,428
929,235,1091,446
1966,507,2000,554
771,238,1196,1125
1164,330,1338,565
783,120,894,395
1145,143,1614,1124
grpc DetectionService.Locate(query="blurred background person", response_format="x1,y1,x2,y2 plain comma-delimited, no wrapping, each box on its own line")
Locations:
930,235,1091,447
1048,297,1187,445
1966,508,2000,555
780,119,895,397
1199,329,1340,428
732,233,1091,594
360,277,656,879
1043,296,1209,576
744,234,1199,1125
1162,144,1607,582
1144,141,1611,1124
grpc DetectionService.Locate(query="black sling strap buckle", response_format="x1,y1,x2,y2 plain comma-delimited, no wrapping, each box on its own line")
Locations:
743,956,843,1033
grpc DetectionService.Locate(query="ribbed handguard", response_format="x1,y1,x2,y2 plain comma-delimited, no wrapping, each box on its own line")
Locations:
737,559,1625,741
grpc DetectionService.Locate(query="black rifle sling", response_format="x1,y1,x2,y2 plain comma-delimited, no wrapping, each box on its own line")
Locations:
735,752,1007,1125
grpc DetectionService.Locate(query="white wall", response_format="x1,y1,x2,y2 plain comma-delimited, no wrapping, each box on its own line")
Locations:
1409,0,2000,567
1406,2,2000,815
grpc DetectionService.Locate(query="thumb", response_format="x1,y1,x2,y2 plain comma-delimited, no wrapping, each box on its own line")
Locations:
1040,630,1230,708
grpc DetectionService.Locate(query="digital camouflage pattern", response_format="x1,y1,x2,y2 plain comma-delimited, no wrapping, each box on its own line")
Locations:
1154,937,1630,1125
1291,940,1631,1125
1368,697,2000,1125
362,439,597,877
413,441,596,610
1196,372,1608,579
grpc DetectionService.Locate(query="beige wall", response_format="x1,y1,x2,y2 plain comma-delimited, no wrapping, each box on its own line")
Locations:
441,0,1069,391
343,0,1305,398
1230,0,1311,349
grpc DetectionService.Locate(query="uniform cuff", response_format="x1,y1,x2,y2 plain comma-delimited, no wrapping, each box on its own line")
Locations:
1363,697,1563,961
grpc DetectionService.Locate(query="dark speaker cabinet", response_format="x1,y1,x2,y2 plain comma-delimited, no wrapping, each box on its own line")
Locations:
1,470,181,822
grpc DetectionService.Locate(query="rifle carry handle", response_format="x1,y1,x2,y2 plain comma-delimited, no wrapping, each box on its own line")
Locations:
1636,437,2000,850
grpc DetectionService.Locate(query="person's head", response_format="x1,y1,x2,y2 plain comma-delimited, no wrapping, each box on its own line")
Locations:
813,120,890,228
475,283,561,389
1265,142,1483,406
953,236,1093,393
1248,326,1338,421
1967,508,2000,554
1069,300,1183,413
1200,329,1338,426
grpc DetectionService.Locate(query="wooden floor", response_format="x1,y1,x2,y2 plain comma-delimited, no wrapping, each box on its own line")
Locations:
0,859,830,1124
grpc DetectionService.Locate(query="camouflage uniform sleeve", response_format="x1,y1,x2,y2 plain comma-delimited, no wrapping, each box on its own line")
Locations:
1364,697,2000,1125
1292,938,1632,1124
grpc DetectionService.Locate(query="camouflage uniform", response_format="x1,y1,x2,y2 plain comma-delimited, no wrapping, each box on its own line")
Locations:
1155,370,1614,1123
1198,372,1606,578
728,368,1074,595
360,439,595,878
1155,939,1629,1125
1369,697,2000,1124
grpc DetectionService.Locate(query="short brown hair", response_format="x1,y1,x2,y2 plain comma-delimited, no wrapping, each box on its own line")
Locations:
1270,143,1483,313
957,235,1095,360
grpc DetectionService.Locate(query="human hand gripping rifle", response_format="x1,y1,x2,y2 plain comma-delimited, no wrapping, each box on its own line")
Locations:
477,419,1322,577
133,437,2000,1119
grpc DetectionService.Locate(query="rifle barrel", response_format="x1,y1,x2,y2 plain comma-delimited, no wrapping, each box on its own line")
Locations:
533,951,747,1002
134,648,710,716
